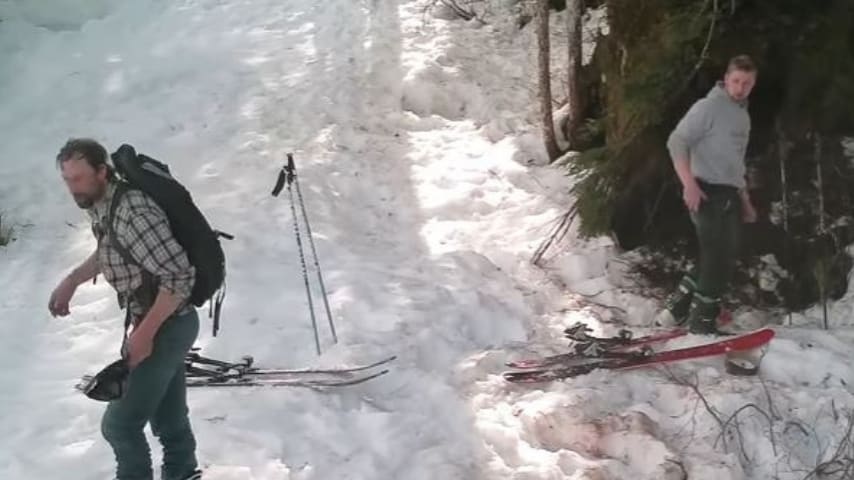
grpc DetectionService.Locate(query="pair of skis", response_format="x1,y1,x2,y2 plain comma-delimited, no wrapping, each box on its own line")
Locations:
185,350,396,388
503,319,775,383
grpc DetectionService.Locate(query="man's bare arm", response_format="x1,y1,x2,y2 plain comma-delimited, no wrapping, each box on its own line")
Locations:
49,250,99,317
67,250,99,286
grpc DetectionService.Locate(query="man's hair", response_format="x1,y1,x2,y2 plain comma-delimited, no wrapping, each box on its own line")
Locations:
727,54,757,74
56,138,114,178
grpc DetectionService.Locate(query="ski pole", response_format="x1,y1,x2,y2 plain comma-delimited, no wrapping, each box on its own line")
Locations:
288,153,338,345
272,158,321,356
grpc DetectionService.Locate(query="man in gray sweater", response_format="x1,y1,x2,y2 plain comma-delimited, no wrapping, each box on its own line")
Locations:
655,55,758,334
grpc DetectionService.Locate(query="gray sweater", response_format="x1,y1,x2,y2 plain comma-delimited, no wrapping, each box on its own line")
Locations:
667,82,750,188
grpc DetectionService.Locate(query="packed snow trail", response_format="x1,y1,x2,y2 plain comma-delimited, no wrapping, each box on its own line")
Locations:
0,1,571,478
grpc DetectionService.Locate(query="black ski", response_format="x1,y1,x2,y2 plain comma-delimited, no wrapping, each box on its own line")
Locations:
186,368,390,388
184,352,397,388
186,351,397,376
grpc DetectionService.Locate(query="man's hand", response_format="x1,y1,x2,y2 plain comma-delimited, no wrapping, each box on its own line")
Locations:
673,157,706,212
739,188,757,223
127,329,154,368
125,287,184,368
741,197,757,223
683,180,707,213
48,276,78,317
49,251,98,317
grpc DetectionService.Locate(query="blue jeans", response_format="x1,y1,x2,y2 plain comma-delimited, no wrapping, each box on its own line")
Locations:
101,309,200,480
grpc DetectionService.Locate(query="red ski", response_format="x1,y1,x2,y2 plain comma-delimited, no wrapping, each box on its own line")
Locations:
506,310,733,370
502,327,774,383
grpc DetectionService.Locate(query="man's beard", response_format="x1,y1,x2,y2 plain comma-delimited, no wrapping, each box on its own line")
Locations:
73,182,106,209
73,193,96,209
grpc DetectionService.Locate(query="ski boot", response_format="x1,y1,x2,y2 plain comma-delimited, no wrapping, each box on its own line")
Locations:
687,293,726,335
654,276,697,326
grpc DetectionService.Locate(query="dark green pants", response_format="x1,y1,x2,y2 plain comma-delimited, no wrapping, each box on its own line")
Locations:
101,310,200,480
691,186,741,299
667,184,741,327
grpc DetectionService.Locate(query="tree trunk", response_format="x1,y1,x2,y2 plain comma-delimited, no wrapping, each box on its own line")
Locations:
565,0,584,147
537,0,560,161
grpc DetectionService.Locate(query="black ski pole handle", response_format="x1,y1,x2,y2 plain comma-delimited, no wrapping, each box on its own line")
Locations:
271,153,297,197
271,169,286,197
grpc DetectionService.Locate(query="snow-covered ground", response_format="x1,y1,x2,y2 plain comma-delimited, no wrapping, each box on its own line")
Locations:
1,1,853,479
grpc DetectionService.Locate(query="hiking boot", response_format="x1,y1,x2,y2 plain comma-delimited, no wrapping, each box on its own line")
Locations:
654,275,697,326
657,306,731,330
689,316,721,334
653,308,680,327
167,470,201,480
687,293,724,335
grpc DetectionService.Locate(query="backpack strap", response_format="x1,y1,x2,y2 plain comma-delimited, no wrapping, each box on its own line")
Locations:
106,182,158,331
106,183,131,266
209,277,225,337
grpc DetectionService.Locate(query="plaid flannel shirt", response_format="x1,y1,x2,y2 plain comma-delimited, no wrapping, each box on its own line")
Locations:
89,181,195,323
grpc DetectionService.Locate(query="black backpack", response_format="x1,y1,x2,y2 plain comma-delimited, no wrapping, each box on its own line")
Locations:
108,144,229,336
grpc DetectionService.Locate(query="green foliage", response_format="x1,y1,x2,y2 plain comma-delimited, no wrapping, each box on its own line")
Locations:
568,0,721,238
781,1,854,134
615,6,715,122
567,146,618,237
609,0,720,142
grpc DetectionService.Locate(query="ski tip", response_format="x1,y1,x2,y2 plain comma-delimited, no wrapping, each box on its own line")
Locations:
360,355,398,370
364,354,397,364
505,361,532,369
760,327,776,341
742,327,776,340
501,373,552,384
